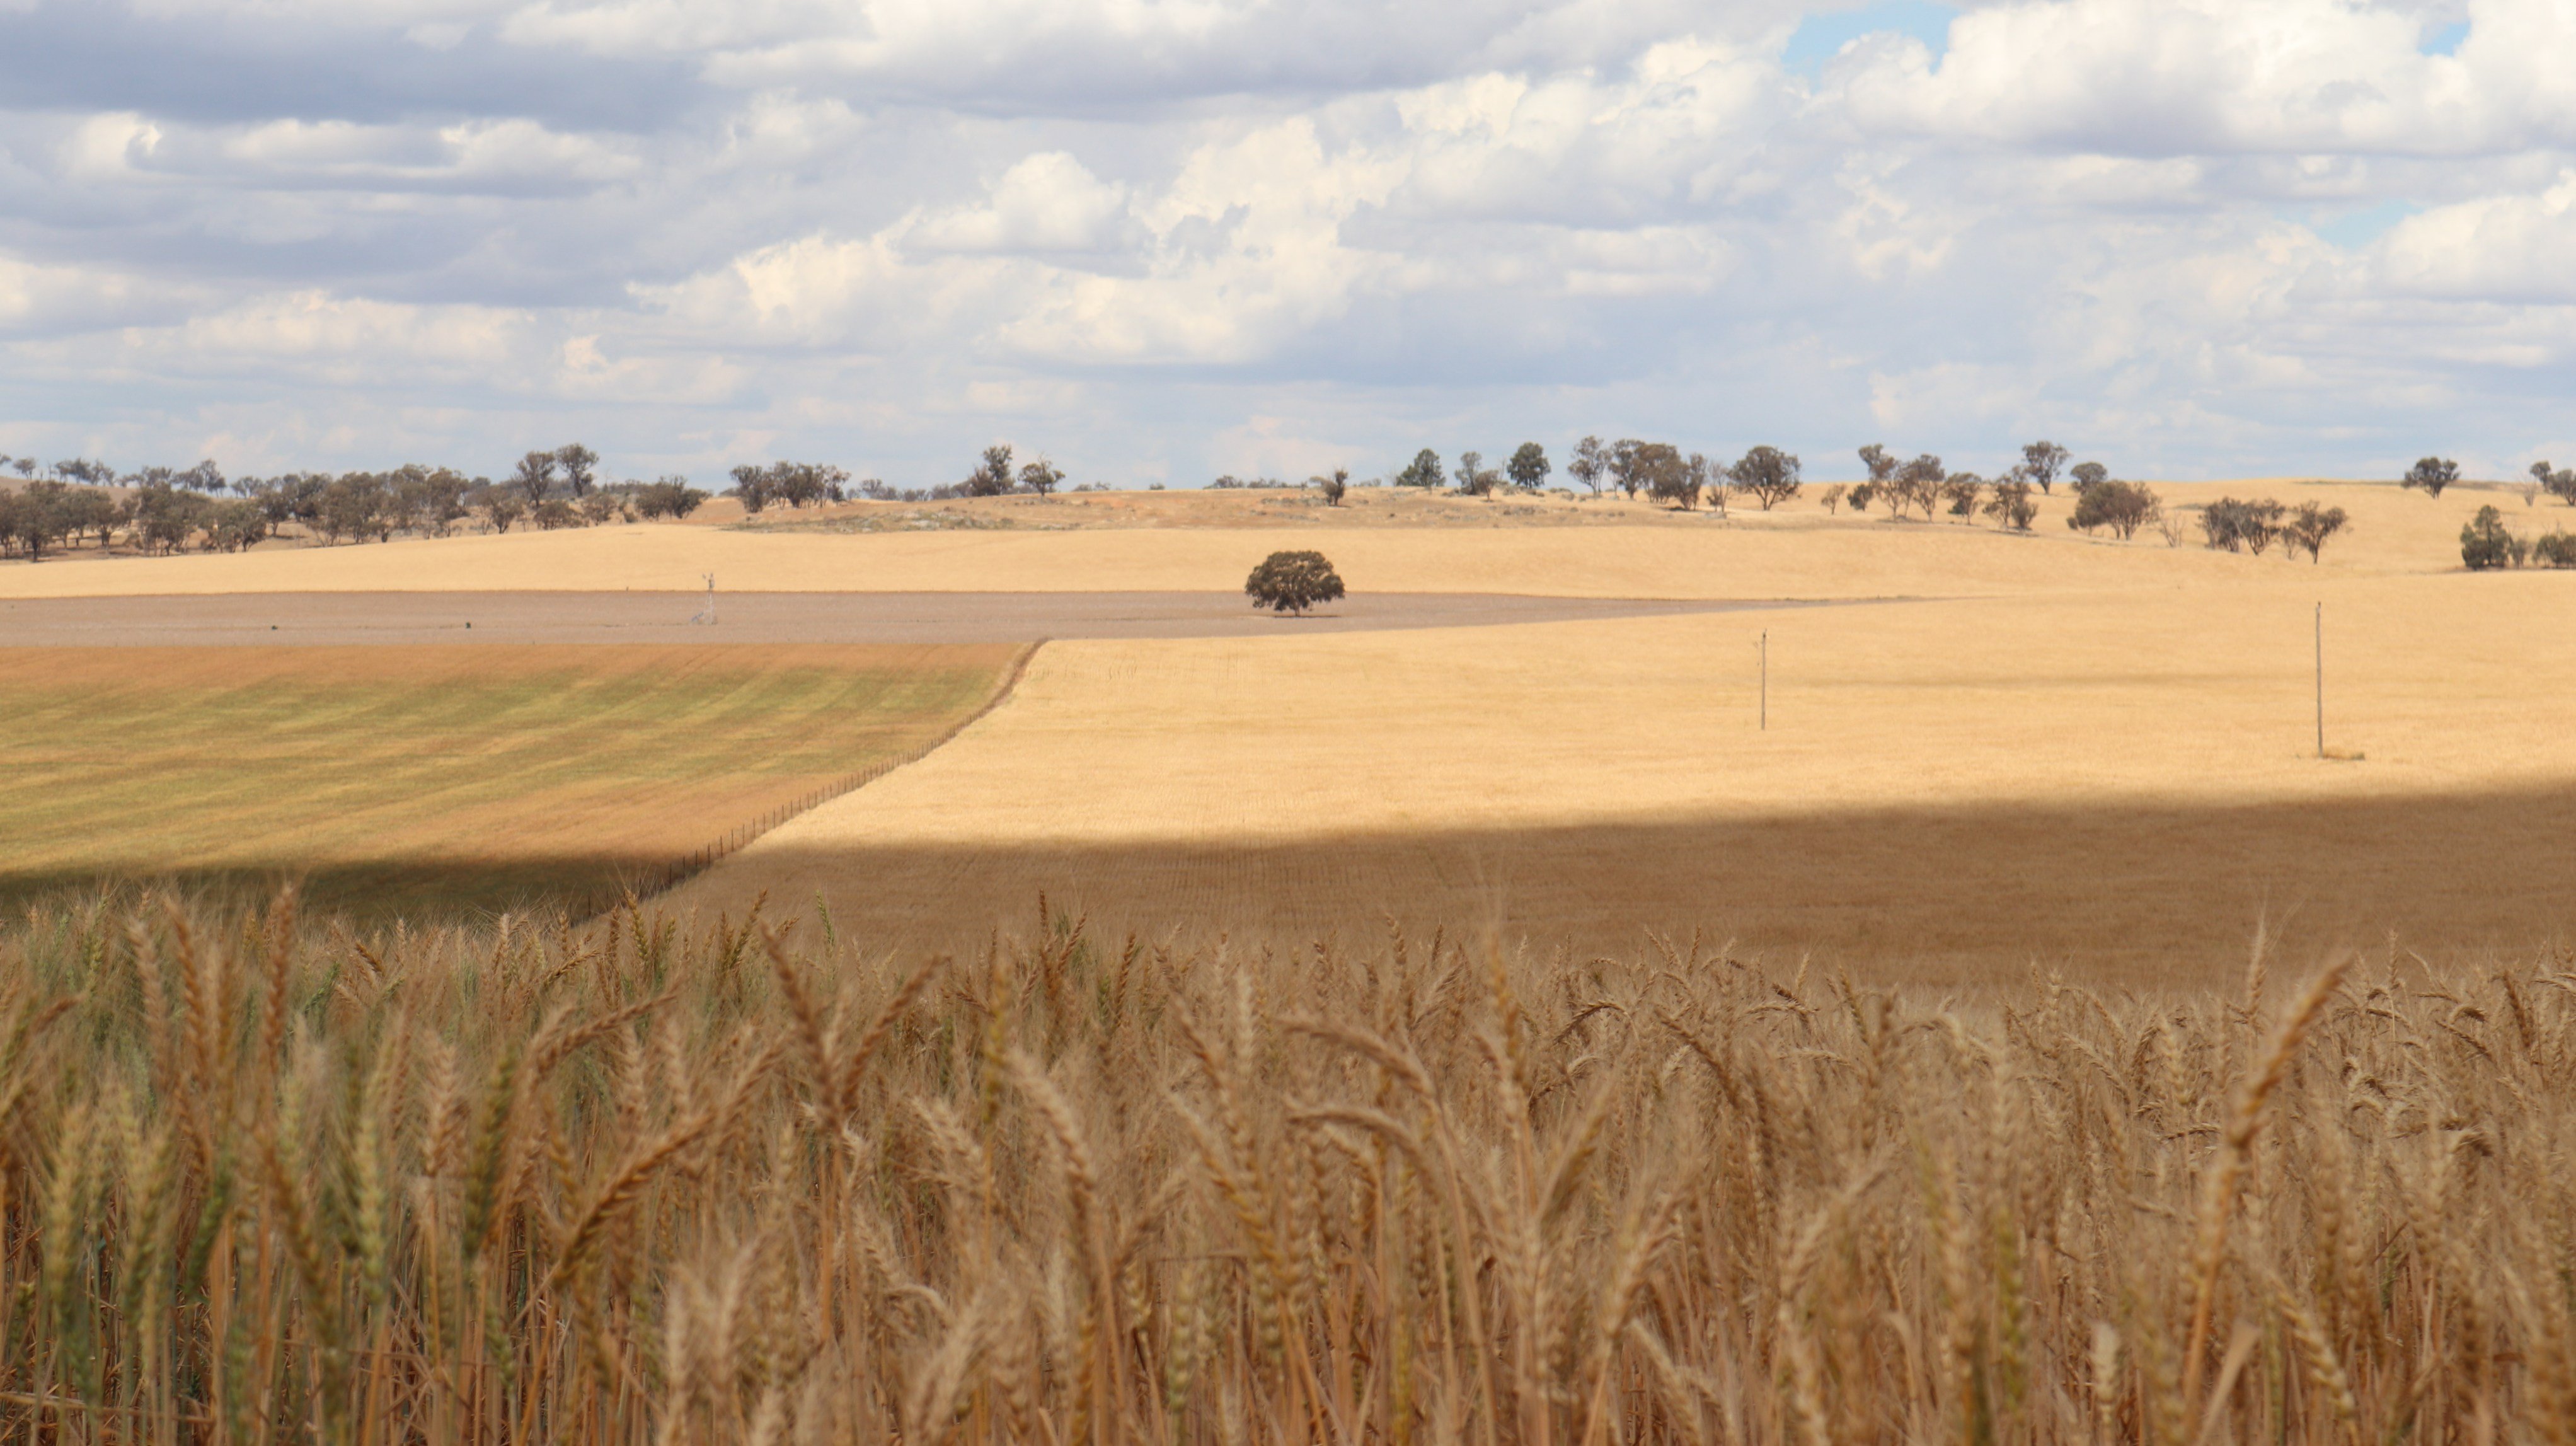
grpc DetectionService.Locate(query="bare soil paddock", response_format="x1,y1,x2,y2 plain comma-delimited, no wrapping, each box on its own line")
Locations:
0,589,1796,645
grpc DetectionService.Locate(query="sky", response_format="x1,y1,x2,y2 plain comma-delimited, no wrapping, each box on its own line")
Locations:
1,0,2572,488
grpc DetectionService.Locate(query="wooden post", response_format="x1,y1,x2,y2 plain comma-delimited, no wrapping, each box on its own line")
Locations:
2314,602,2324,758
1759,631,1768,731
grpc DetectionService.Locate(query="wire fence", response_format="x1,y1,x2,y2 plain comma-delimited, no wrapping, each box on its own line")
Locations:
582,639,1045,918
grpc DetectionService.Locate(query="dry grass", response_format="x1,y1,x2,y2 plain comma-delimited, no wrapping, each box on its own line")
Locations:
682,566,2576,980
3,893,2568,1443
0,645,1018,915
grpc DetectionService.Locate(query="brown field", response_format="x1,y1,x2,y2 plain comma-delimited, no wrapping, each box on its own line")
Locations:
0,644,1018,915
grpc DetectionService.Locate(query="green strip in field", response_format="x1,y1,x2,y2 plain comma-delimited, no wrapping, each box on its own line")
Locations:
0,643,1020,917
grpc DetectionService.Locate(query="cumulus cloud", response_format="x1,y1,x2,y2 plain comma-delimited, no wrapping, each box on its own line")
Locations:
3,0,2575,482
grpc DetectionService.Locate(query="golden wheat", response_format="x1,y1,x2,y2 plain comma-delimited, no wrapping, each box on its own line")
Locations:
0,891,2568,1443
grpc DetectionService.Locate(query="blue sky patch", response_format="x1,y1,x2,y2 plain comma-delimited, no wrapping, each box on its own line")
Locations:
2305,199,2420,249
1783,1,1961,76
2420,19,2468,54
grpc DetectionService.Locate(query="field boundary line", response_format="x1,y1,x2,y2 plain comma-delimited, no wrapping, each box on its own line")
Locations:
607,639,1045,914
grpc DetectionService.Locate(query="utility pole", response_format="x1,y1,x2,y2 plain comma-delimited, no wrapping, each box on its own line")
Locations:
2313,602,2323,758
1759,630,1768,731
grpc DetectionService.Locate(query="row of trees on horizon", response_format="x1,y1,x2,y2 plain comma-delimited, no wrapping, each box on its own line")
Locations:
1,440,2567,562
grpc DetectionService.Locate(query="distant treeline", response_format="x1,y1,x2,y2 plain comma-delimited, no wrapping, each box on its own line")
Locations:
0,445,713,559
6,441,2563,564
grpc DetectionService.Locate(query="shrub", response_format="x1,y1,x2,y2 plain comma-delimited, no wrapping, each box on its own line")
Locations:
1819,482,1847,514
2533,531,2576,568
534,498,580,529
2462,505,2526,569
636,479,709,519
1847,482,1877,512
1245,550,1347,614
1317,468,1349,507
1941,473,1983,516
1453,451,1501,497
2067,479,2161,539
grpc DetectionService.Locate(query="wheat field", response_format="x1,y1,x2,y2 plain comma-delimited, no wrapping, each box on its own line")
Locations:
0,893,2562,1443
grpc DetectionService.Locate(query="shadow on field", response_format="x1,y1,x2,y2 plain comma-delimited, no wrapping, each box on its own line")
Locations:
0,858,675,923
18,787,2572,988
695,785,2576,992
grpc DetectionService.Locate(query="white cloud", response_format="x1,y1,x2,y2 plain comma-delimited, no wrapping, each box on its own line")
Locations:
2373,169,2576,299
905,153,1133,254
5,0,2576,481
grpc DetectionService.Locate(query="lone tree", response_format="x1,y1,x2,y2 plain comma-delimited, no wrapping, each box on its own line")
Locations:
1727,445,1802,509
2280,501,2350,563
2069,461,2109,492
2020,441,2070,494
1507,442,1551,490
1017,457,1064,495
2404,457,2459,497
1245,550,1346,615
1318,468,1348,506
1396,449,1443,489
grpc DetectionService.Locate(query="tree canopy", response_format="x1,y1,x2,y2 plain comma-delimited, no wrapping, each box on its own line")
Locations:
1245,550,1347,615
